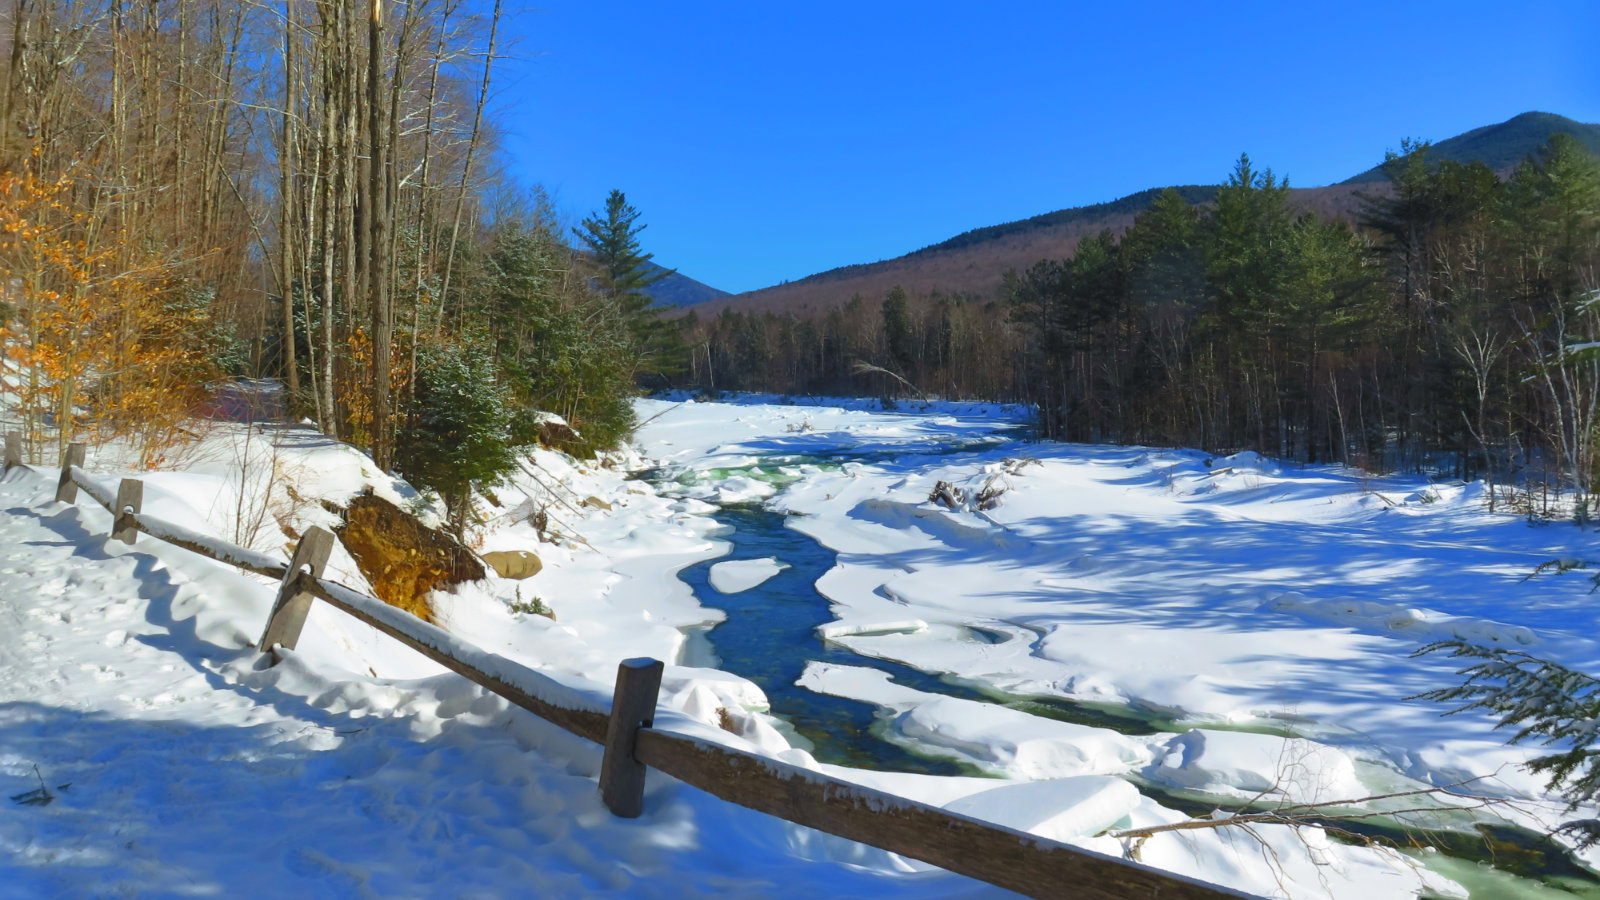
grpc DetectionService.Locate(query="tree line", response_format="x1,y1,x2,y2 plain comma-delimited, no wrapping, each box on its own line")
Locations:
0,1,664,532
682,136,1600,508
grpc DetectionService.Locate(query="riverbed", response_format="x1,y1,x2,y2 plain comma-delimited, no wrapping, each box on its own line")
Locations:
633,395,1600,899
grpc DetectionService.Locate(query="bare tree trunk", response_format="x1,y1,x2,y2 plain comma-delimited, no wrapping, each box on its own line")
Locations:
279,0,301,399
408,0,455,400
367,0,392,469
0,0,32,165
437,0,500,329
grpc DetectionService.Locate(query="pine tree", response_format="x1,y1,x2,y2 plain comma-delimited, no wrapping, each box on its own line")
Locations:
572,189,685,379
1417,641,1600,849
881,286,915,375
395,337,519,537
573,189,673,304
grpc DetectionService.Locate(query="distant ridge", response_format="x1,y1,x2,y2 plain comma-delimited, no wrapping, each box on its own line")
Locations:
680,111,1600,321
639,262,729,309
910,184,1220,257
773,185,1223,293
1341,111,1600,184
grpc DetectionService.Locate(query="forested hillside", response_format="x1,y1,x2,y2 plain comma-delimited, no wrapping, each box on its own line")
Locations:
683,137,1600,505
0,1,660,516
1342,111,1600,183
685,113,1599,322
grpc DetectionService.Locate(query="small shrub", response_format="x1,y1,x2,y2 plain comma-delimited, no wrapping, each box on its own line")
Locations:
508,590,553,619
396,337,520,536
928,480,964,509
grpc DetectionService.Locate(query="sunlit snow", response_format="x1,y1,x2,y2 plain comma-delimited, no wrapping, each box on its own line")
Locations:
3,394,1596,897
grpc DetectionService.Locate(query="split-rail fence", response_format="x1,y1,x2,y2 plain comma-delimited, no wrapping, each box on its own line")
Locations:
3,433,1255,900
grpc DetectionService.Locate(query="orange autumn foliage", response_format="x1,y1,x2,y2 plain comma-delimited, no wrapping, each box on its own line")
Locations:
0,168,219,467
339,327,413,450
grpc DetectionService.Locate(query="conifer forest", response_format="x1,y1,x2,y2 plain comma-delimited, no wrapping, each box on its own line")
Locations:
684,143,1600,510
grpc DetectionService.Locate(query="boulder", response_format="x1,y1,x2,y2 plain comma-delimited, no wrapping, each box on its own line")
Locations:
482,549,542,580
534,413,581,450
334,492,485,622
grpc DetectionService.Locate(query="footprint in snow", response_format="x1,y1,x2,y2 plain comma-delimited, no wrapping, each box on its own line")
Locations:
79,663,123,681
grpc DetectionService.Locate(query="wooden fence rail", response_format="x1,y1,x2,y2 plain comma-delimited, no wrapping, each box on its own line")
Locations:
4,434,1255,900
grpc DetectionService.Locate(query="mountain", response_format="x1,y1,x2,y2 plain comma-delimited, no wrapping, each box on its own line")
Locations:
676,182,1369,320
639,262,729,309
910,185,1219,257
675,186,1228,320
1341,111,1600,184
678,111,1598,321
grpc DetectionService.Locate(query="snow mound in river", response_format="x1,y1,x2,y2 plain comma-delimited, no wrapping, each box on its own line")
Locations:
707,557,789,593
894,696,1151,779
1146,729,1364,805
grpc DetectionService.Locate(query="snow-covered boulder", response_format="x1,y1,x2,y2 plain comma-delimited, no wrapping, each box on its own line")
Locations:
942,776,1140,841
893,697,1149,779
1145,729,1362,805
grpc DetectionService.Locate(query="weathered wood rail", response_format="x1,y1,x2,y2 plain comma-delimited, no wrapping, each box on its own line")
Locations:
3,436,1257,900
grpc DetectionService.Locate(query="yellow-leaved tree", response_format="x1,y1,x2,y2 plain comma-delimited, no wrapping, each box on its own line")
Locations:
0,165,219,467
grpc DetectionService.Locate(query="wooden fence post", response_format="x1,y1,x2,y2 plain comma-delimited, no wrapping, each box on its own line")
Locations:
4,432,20,472
54,442,85,503
600,657,664,818
258,527,335,658
112,479,144,545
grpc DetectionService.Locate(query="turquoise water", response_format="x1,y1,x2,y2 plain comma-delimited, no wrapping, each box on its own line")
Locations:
676,503,978,775
656,441,1600,895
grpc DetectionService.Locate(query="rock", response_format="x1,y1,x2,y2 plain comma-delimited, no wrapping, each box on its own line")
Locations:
334,492,486,622
482,549,542,580
535,413,581,450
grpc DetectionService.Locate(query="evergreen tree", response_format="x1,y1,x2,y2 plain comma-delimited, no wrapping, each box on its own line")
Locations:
485,212,638,454
881,286,915,375
1503,134,1600,307
1418,641,1600,850
573,189,673,300
573,189,685,379
1360,139,1440,320
1124,187,1205,317
395,337,520,537
1207,153,1295,336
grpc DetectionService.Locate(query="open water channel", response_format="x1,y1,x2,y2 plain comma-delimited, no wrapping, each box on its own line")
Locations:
648,442,1600,898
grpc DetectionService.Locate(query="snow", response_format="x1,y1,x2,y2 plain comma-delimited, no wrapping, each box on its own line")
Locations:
8,393,1600,897
0,445,1006,899
626,395,1600,895
941,777,1141,842
707,557,789,593
895,697,1151,779
1145,730,1364,806
1263,593,1540,647
818,619,930,639
802,661,1150,779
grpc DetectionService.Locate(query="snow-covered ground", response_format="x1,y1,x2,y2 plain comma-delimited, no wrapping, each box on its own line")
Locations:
633,397,1600,898
3,398,1597,898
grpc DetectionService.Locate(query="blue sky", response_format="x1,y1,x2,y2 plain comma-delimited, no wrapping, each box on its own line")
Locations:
494,1,1599,295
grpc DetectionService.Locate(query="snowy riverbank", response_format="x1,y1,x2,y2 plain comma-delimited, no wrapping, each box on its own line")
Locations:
3,398,1598,897
633,396,1600,898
